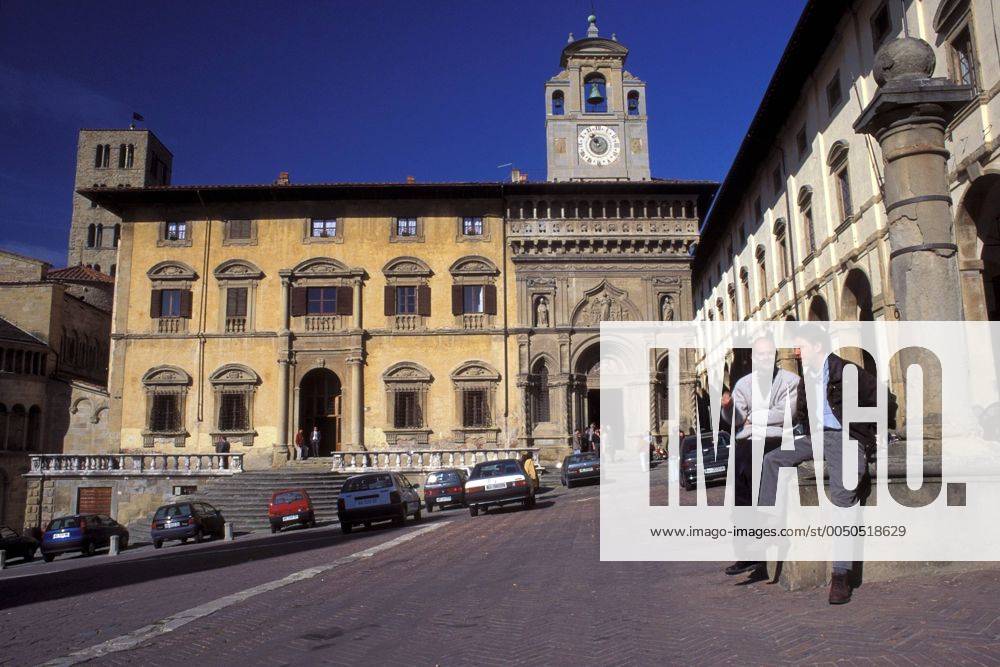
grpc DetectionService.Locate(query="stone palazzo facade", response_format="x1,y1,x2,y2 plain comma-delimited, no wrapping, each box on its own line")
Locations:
84,180,713,468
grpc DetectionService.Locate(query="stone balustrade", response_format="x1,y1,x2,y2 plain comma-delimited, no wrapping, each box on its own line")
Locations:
331,448,539,472
27,453,244,476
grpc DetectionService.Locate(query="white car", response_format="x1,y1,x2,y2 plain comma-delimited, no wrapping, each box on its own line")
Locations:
465,459,535,516
337,472,421,534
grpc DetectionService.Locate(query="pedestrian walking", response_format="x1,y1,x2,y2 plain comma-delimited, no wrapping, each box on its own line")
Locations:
215,435,231,469
310,426,321,458
520,452,539,490
573,429,584,453
293,428,305,461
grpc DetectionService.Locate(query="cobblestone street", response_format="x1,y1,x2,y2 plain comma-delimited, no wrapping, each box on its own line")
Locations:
2,472,999,666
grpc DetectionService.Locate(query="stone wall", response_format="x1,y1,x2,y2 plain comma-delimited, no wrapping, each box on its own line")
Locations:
0,250,49,283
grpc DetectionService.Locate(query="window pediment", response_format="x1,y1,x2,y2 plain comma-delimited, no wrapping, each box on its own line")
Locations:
797,185,814,207
449,256,499,277
147,261,197,282
382,361,432,383
209,364,260,386
214,260,264,281
383,256,432,278
450,361,500,382
826,140,850,168
290,257,358,279
142,365,191,386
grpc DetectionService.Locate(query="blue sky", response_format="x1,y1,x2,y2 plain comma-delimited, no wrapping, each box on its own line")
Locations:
0,0,805,266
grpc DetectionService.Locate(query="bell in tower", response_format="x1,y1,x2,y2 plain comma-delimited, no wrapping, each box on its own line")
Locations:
586,81,604,106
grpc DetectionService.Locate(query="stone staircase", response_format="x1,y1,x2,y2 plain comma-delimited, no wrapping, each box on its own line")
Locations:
120,460,352,541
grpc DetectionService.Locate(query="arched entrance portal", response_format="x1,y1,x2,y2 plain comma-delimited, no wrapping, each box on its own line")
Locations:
956,173,1000,321
576,344,601,429
840,269,875,321
299,368,342,455
808,295,830,321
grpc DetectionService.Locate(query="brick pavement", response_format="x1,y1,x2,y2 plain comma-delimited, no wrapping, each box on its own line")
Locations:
4,474,1000,666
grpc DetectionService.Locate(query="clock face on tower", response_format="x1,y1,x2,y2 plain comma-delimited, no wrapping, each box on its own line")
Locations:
578,125,621,166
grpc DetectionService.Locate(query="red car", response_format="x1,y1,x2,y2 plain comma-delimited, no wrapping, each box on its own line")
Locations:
268,489,316,533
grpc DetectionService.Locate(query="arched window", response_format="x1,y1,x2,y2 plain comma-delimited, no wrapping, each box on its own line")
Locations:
86,224,96,248
583,73,607,113
211,364,260,446
26,406,41,451
627,90,640,116
551,90,565,116
798,186,817,254
739,267,751,316
755,245,768,303
113,224,121,247
827,141,853,224
531,359,551,424
94,264,101,274
95,224,104,248
142,366,192,445
773,218,791,281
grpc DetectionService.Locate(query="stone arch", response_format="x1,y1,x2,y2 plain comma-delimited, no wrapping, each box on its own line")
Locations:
840,267,875,321
956,171,1000,321
808,294,830,321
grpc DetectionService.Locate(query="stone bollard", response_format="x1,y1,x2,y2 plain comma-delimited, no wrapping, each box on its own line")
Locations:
0,550,6,570
109,535,120,556
224,523,235,541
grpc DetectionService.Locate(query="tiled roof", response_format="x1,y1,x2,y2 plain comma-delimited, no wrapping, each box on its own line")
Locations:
0,317,45,346
46,265,114,284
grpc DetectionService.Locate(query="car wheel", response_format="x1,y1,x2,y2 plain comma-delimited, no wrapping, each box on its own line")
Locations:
180,537,188,544
194,528,205,544
560,477,566,487
566,479,574,489
153,539,163,549
309,519,317,529
270,526,278,534
413,508,422,521
83,541,96,557
469,505,479,517
23,548,35,562
119,537,129,551
683,480,695,491
341,523,352,534
43,553,55,563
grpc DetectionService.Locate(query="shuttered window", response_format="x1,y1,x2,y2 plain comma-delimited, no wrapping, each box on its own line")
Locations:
393,390,421,428
307,287,338,314
226,287,248,317
396,286,418,314
161,290,183,318
228,219,252,240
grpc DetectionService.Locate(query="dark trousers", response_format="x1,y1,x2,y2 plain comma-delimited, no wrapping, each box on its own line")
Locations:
734,437,783,506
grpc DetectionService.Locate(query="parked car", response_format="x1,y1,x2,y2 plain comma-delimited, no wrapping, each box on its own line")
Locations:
560,452,600,488
337,472,421,534
0,525,39,562
268,489,316,533
41,514,129,562
680,431,731,491
423,468,467,512
465,459,535,516
150,502,226,549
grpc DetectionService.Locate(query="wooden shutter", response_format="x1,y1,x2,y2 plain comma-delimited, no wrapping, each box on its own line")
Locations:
384,285,396,316
336,286,353,315
290,287,308,317
150,289,162,318
179,289,193,318
484,284,497,315
451,285,464,315
226,287,248,317
417,285,431,316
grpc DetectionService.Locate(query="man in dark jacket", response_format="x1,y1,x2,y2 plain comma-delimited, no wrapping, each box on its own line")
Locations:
758,326,878,605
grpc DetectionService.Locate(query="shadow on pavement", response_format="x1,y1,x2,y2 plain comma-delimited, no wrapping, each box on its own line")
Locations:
0,513,452,611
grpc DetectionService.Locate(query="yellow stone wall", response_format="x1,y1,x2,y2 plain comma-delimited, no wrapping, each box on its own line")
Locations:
113,201,520,469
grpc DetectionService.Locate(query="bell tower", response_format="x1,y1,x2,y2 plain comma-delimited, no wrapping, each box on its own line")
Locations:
545,15,650,182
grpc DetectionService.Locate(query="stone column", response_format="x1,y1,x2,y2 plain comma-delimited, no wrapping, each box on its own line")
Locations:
854,38,975,321
347,353,364,449
275,272,293,464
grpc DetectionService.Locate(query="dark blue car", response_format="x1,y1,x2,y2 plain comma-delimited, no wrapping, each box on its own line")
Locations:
560,452,601,487
150,502,226,548
41,514,129,562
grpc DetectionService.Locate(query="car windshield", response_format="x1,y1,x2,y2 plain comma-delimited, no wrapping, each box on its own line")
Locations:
273,492,304,504
472,461,520,479
426,471,460,485
343,474,394,492
155,504,192,519
568,453,599,464
47,517,80,530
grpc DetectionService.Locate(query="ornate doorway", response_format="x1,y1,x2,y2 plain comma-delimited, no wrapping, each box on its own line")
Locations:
576,344,601,429
299,368,342,455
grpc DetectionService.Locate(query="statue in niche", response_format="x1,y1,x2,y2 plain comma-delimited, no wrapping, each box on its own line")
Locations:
535,297,550,328
661,295,675,322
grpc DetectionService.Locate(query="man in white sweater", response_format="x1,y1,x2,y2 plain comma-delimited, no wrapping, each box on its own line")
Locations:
724,334,800,576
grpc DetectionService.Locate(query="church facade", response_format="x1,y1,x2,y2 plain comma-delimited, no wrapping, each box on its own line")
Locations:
82,16,715,468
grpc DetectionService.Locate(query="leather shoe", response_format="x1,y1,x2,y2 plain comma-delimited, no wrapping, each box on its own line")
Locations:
724,561,763,576
829,571,852,604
